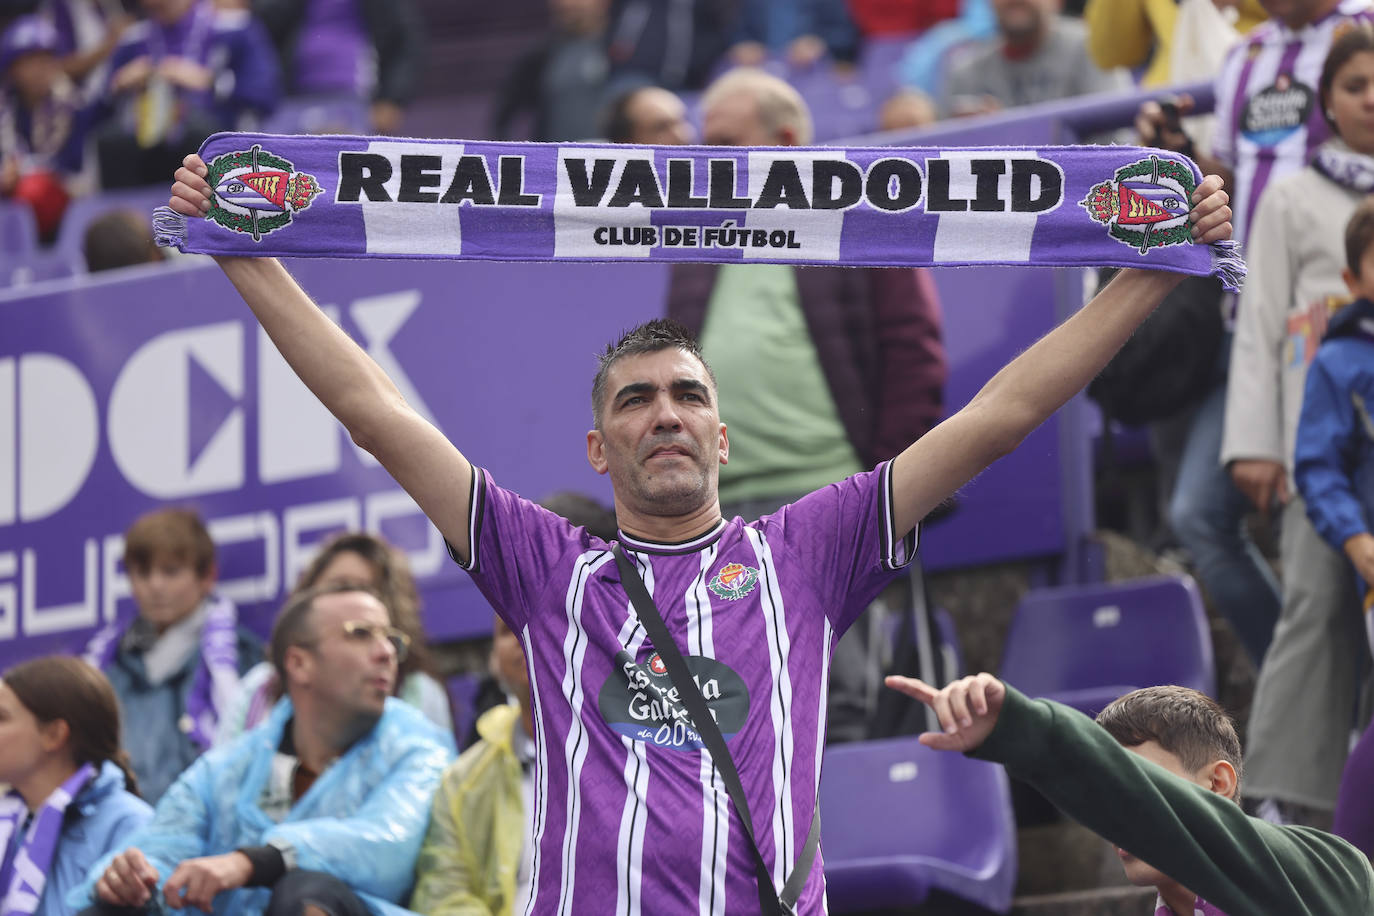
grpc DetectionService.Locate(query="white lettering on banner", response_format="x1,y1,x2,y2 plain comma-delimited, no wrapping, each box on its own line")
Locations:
0,552,15,640
258,293,436,484
22,539,97,635
283,499,362,587
101,535,128,625
108,323,246,499
0,360,13,525
364,489,445,577
0,355,100,525
0,489,441,643
209,511,281,605
2,290,432,521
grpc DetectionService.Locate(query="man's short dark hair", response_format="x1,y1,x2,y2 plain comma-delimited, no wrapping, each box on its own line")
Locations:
269,582,387,684
1346,198,1374,278
83,209,164,273
1096,685,1244,798
589,318,716,427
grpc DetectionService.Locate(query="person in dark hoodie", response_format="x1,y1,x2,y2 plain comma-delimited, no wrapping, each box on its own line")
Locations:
1294,197,1374,860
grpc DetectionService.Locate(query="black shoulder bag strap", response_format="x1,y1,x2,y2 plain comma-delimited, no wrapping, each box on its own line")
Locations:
613,544,821,915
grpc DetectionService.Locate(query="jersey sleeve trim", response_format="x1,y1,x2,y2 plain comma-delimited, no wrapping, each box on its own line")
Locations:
880,460,919,571
443,462,486,573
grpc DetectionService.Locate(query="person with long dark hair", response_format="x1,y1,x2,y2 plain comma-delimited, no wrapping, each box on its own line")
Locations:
0,656,151,916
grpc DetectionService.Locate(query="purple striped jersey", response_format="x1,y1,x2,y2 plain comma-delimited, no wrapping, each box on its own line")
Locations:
450,461,915,915
1212,0,1374,243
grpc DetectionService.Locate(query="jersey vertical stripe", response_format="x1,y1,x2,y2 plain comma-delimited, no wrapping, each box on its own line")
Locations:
689,543,729,916
521,622,550,916
555,551,606,916
746,526,795,889
815,615,833,916
615,554,653,916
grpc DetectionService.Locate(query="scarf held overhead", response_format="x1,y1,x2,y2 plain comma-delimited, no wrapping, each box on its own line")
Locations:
154,133,1245,291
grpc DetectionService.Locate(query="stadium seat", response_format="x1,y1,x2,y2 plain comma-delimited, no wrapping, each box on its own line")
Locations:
1,202,40,287
934,606,964,676
821,736,1017,913
999,575,1216,717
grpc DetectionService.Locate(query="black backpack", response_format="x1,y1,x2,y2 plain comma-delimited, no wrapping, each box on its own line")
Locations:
1087,273,1225,426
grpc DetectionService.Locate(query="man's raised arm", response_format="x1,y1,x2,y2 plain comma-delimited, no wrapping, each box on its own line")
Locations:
887,175,1232,538
169,155,478,562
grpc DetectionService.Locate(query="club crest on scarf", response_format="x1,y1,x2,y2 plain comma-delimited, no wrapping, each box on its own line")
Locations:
205,144,321,241
708,562,759,600
1081,155,1195,254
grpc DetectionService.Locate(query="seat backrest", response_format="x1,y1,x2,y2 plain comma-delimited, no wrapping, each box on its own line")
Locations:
1,201,39,264
820,736,1016,911
1000,575,1216,702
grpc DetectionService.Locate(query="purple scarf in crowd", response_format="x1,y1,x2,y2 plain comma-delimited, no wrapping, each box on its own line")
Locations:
82,593,240,750
154,133,1245,291
0,763,95,916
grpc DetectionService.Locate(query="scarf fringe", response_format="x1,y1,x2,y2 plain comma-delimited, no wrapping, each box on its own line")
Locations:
1210,240,1245,293
152,206,187,250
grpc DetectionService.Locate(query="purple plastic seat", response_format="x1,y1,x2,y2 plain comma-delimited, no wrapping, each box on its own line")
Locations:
1,201,40,287
820,737,1016,913
1000,575,1216,717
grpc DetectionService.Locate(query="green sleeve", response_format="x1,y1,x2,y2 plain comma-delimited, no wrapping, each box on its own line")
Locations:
971,686,1374,915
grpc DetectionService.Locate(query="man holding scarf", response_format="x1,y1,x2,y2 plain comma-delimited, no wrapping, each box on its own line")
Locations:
162,150,1233,914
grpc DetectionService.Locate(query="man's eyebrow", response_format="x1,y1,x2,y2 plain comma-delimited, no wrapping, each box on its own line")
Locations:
613,381,656,404
672,378,712,401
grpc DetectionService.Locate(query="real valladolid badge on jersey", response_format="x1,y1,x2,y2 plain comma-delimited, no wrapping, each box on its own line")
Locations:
708,562,759,600
205,144,321,241
1080,155,1194,254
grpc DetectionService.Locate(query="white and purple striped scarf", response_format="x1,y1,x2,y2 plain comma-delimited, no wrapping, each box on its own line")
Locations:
82,593,240,750
153,133,1245,292
0,763,94,916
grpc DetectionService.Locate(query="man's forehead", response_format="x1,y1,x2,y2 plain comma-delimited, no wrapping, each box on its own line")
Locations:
607,348,711,388
314,590,388,625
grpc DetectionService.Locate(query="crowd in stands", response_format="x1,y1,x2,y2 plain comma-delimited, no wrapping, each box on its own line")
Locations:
8,0,1374,914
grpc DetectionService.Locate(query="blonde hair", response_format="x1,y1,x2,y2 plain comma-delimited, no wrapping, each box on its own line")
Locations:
702,67,814,145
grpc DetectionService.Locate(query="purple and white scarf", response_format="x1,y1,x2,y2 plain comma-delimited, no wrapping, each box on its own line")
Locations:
0,763,95,916
153,134,1246,292
82,593,240,750
1312,140,1374,195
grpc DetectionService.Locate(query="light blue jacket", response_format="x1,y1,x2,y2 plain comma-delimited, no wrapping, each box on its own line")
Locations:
69,698,455,916
13,761,153,916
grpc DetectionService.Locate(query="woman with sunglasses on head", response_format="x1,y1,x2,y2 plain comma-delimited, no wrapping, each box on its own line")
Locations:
0,656,152,916
216,532,451,745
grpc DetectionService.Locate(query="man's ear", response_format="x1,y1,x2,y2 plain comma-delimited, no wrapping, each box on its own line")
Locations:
587,429,608,475
718,422,729,465
284,645,313,690
1345,267,1361,300
1206,759,1239,800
